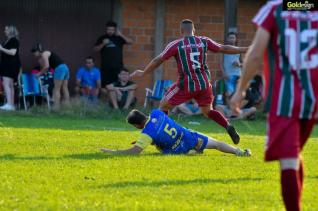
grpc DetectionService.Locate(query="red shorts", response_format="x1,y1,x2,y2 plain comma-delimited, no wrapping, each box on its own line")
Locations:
163,83,213,107
265,114,316,161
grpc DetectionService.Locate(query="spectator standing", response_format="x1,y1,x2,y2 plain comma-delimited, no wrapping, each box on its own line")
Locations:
0,25,21,111
75,56,101,102
31,44,70,109
94,21,132,90
220,32,242,100
107,68,137,110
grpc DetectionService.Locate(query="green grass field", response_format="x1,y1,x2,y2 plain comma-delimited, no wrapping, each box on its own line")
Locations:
0,111,317,210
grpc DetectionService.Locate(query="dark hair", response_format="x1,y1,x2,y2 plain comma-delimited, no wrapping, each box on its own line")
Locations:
106,21,118,28
85,56,95,61
181,19,193,25
126,109,147,125
120,67,129,73
30,43,43,53
180,19,194,32
227,32,237,37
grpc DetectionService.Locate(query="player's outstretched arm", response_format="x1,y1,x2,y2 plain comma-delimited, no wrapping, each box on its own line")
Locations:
101,145,143,155
230,27,270,115
219,45,249,54
130,55,163,79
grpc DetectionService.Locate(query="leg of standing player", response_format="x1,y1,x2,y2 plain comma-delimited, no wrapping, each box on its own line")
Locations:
279,158,301,211
267,116,316,211
195,87,240,144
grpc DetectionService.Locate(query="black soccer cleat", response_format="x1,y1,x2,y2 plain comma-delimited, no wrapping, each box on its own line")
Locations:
226,125,240,145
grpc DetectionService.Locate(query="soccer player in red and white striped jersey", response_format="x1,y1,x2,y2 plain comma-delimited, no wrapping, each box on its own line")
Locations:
131,19,248,144
230,1,318,210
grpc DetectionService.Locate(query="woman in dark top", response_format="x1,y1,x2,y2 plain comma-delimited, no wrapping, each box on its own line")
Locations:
31,44,70,109
0,25,21,111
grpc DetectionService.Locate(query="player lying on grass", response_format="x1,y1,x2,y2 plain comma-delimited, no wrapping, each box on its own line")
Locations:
101,109,251,156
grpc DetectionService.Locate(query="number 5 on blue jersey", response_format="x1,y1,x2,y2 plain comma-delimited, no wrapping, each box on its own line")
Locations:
164,124,177,138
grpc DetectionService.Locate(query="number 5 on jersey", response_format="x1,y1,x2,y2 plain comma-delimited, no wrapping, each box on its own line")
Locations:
190,52,201,69
164,124,177,138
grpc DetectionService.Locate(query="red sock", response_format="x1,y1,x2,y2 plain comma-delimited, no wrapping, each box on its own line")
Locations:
207,110,229,128
281,169,301,211
298,158,304,199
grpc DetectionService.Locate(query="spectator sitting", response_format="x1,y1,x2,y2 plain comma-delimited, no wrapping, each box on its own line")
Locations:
75,56,101,102
172,100,201,116
215,104,256,120
106,68,137,110
243,75,262,109
215,75,262,120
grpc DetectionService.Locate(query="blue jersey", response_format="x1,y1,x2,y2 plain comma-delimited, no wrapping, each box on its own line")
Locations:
135,109,208,154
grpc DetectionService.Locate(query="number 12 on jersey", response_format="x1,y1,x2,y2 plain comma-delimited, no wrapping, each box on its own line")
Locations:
285,28,318,70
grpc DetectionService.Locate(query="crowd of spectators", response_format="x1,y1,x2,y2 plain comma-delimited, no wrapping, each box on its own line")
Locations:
0,22,262,120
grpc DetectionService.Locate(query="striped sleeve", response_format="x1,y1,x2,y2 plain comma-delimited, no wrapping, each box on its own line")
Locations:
252,0,281,32
202,36,221,52
134,133,153,149
160,39,179,61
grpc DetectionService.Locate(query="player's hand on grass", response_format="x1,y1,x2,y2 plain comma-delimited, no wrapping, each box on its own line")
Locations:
229,91,245,115
130,70,144,79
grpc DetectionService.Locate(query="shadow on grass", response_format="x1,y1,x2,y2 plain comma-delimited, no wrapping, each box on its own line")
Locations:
64,152,165,160
0,152,166,161
0,154,58,161
307,175,318,180
99,177,264,189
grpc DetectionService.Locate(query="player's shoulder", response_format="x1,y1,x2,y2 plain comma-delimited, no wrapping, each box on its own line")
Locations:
197,36,217,43
255,0,282,18
253,0,282,27
142,109,165,135
150,109,166,119
165,38,183,48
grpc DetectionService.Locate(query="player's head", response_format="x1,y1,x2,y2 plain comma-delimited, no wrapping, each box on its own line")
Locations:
85,56,95,69
126,109,148,129
106,21,117,36
227,32,237,45
30,43,43,57
180,19,195,36
118,68,130,82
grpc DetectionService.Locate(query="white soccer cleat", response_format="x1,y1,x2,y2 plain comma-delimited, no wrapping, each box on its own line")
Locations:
236,148,251,157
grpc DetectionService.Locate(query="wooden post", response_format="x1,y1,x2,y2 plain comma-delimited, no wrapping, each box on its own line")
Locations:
112,0,122,26
224,0,238,41
153,0,165,83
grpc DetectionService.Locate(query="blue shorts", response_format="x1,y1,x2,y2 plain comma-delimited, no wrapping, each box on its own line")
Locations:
225,75,240,95
162,131,208,154
54,64,70,80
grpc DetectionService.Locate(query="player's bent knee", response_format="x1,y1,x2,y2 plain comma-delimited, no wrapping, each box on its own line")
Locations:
280,158,299,170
